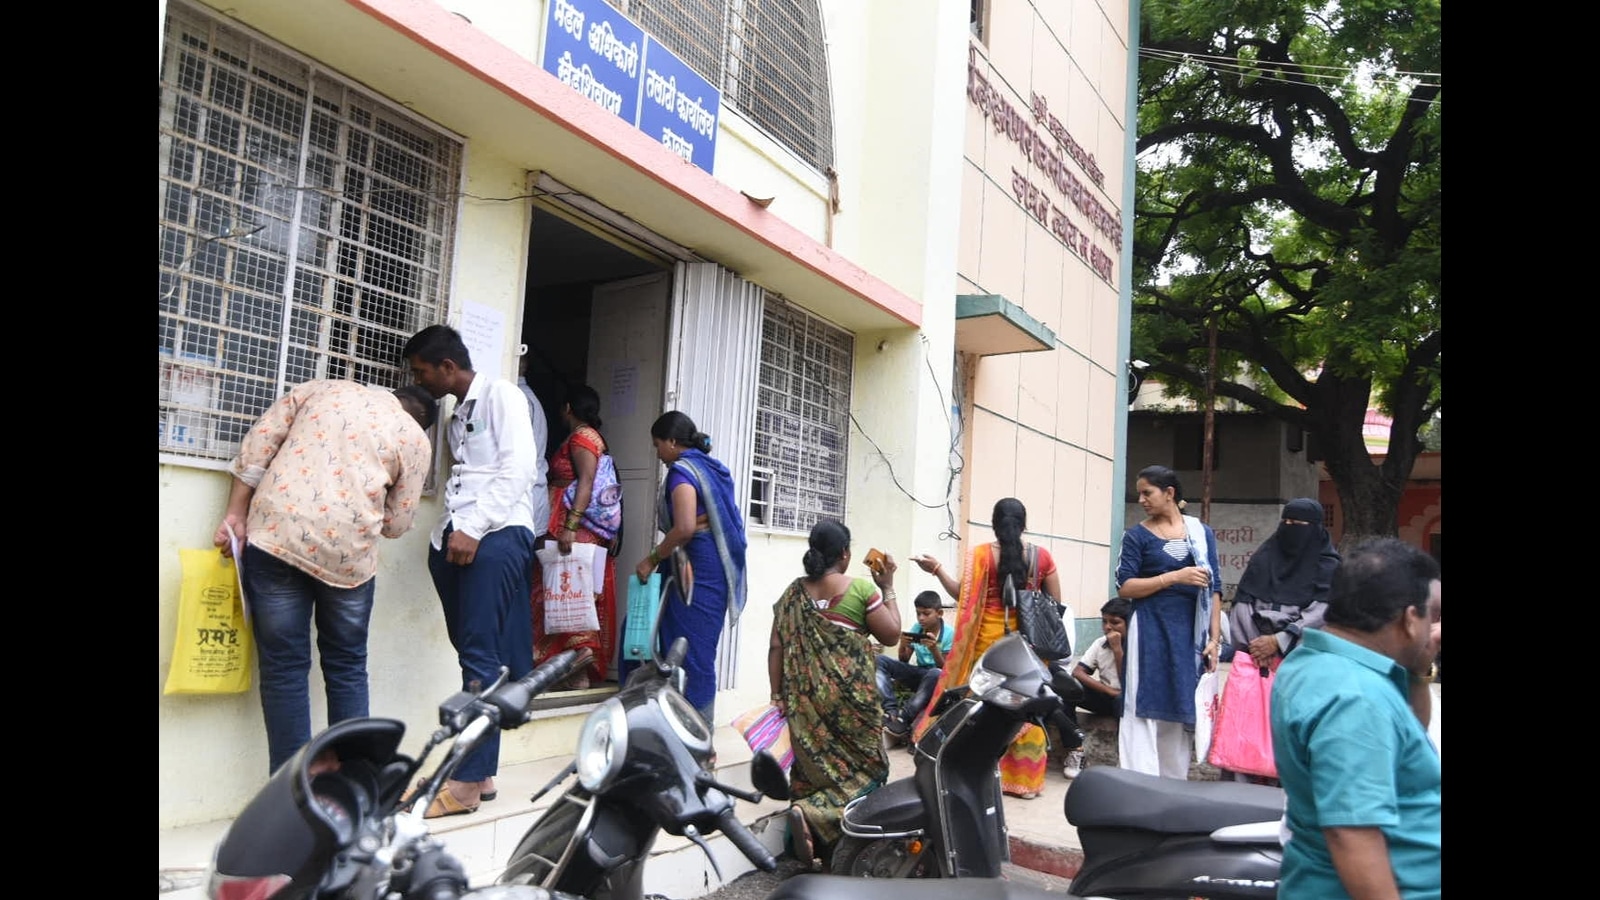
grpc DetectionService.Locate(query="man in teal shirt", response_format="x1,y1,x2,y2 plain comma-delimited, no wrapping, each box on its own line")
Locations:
1271,538,1441,899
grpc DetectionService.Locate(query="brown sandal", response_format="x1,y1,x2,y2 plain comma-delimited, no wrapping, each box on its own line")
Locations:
788,805,820,871
422,788,480,819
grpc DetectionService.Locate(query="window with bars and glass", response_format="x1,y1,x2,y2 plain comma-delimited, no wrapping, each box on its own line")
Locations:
158,1,459,465
617,0,835,173
751,299,853,533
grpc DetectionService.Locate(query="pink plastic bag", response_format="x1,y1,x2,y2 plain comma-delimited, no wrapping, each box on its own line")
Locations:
1207,652,1279,778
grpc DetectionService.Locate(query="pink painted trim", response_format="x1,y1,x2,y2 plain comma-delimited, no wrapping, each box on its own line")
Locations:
348,0,921,327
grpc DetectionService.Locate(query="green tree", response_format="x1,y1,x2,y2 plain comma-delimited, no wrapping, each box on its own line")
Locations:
1132,0,1440,546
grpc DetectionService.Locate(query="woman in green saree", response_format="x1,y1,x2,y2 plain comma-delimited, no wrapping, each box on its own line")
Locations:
768,519,902,869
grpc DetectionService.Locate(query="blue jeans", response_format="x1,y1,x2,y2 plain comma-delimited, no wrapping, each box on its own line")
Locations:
242,544,376,774
875,656,941,728
428,525,534,783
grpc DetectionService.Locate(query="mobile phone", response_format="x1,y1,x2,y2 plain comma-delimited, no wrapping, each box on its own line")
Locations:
901,631,923,641
865,547,886,575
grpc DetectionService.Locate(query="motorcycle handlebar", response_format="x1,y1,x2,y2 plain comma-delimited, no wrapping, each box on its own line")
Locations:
486,648,594,728
717,809,778,872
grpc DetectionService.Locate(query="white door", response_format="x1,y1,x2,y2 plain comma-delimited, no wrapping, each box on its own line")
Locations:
586,272,672,645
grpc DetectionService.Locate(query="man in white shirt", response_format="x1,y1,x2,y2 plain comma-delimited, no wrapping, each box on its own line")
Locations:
516,352,552,534
403,324,540,818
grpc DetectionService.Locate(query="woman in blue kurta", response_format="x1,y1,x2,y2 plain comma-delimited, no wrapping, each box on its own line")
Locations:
1115,465,1223,779
633,411,748,724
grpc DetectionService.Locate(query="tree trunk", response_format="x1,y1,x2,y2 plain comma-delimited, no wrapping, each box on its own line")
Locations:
1310,371,1422,553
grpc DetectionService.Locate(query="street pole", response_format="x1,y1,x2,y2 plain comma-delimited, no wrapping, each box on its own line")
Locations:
1201,316,1217,523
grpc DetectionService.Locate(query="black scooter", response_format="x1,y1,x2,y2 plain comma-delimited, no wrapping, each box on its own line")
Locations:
772,766,1285,899
834,629,1064,878
785,598,1287,899
495,635,789,896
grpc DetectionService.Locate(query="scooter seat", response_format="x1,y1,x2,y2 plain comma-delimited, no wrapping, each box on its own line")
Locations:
766,874,1061,900
1065,765,1284,834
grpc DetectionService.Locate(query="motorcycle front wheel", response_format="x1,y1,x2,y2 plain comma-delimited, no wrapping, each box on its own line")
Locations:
830,836,937,878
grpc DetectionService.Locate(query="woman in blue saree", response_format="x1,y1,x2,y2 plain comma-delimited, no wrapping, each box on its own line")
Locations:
633,411,748,722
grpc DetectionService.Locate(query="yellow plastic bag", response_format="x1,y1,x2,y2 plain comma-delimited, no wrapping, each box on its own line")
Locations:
163,547,253,695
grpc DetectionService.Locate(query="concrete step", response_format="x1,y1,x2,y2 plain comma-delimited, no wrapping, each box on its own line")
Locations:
157,724,789,899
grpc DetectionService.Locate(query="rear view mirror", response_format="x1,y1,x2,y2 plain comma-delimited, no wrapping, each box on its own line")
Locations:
749,750,790,801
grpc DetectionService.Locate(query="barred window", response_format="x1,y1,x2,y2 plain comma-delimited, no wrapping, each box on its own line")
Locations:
619,0,835,172
752,299,853,533
158,1,459,465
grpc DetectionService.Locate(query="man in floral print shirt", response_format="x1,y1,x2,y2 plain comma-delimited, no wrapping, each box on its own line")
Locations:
214,379,435,774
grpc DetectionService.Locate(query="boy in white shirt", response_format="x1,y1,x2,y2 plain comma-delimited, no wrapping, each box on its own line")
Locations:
1059,597,1131,778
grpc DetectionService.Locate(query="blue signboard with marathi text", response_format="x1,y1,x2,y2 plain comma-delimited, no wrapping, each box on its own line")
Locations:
542,0,719,174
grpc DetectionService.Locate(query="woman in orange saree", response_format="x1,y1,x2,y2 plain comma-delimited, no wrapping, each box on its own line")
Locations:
908,497,1060,799
533,384,617,688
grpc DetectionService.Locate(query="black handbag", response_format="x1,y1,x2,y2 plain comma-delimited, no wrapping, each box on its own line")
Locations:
1005,545,1073,661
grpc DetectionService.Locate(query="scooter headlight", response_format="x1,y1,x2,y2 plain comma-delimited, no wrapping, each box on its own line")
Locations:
968,660,1029,710
575,698,628,791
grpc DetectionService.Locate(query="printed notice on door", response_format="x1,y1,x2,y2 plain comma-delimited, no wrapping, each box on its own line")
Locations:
610,362,637,417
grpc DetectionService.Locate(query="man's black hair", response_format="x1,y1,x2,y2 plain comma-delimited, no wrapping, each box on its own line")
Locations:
402,324,474,370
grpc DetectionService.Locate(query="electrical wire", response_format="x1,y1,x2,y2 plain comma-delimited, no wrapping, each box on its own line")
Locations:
1140,46,1440,81
837,332,965,542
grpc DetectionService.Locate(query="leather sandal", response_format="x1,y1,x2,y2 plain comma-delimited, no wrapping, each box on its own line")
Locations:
788,805,820,871
422,788,480,819
413,775,496,803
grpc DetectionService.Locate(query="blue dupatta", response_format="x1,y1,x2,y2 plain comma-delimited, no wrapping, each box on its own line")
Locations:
1183,514,1218,675
658,448,749,624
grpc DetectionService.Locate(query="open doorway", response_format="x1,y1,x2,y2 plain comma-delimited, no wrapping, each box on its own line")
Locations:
520,204,672,690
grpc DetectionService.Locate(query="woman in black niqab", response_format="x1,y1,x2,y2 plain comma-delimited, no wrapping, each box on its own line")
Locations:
1228,498,1341,671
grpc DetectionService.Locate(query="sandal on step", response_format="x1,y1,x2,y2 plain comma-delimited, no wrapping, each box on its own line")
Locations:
422,788,480,819
412,776,496,803
788,805,820,871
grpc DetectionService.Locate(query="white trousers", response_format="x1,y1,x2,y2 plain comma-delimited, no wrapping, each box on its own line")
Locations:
1119,609,1193,779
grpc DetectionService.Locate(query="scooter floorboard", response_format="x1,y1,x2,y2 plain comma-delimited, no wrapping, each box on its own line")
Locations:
765,874,1068,900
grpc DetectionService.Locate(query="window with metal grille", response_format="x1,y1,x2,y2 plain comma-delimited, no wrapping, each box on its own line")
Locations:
618,0,835,172
753,298,853,533
158,1,459,465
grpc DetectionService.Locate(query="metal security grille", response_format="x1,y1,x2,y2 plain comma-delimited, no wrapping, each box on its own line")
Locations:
753,298,852,533
618,0,834,172
158,1,459,464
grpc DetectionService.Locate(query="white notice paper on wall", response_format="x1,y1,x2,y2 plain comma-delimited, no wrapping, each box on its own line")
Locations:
459,302,507,384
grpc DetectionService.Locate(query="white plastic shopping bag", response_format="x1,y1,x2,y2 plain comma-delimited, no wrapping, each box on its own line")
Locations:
537,540,601,634
1194,669,1220,763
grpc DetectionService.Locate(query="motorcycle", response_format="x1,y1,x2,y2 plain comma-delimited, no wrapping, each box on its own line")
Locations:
495,633,789,897
205,646,596,900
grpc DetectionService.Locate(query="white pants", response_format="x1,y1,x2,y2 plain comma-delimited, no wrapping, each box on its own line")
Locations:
1119,609,1193,779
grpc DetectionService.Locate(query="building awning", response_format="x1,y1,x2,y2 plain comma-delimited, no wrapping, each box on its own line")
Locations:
954,294,1055,355
199,0,922,333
